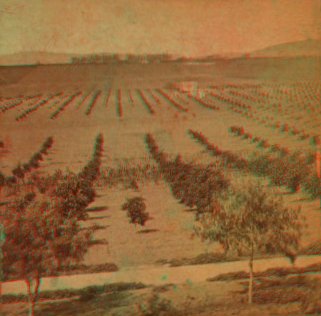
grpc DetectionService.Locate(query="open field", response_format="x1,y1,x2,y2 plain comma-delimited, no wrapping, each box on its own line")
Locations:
1,59,321,315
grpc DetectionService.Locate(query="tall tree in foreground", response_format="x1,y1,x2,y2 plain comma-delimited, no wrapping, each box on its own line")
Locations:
2,195,93,316
194,180,303,304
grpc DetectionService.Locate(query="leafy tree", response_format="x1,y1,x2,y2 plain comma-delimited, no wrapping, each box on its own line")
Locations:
51,172,95,220
121,197,149,229
2,195,93,316
194,181,303,304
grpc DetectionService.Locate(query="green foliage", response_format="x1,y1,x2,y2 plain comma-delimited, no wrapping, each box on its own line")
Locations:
121,197,149,227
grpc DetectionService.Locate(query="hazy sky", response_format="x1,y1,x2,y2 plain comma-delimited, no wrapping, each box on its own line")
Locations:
0,0,320,56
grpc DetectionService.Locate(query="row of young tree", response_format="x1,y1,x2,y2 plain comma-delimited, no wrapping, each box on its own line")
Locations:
145,132,304,304
0,137,54,193
12,137,54,183
1,133,104,316
188,129,321,197
144,133,229,220
0,131,307,311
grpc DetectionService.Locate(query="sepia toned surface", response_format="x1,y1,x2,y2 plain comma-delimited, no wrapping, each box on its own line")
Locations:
1,1,321,315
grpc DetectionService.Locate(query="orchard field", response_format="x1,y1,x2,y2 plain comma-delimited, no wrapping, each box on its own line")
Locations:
1,59,321,315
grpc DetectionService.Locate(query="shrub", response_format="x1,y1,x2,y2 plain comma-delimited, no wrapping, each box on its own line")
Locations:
121,197,150,228
137,293,174,316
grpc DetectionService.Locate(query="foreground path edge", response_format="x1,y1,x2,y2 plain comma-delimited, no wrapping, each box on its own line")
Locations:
3,255,321,295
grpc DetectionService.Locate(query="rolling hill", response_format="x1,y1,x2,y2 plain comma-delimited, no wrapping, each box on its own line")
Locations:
248,39,321,58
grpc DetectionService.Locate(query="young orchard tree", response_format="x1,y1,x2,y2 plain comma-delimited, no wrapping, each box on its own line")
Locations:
169,156,228,219
2,195,93,316
121,197,149,230
51,172,95,220
12,163,25,185
194,180,303,304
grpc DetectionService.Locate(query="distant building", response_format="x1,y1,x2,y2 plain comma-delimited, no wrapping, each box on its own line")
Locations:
176,81,205,99
178,81,198,92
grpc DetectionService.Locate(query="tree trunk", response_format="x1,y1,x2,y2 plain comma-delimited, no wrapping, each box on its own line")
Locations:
248,257,253,304
26,277,40,316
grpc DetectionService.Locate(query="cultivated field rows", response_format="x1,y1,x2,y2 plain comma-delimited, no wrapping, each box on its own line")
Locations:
1,81,321,270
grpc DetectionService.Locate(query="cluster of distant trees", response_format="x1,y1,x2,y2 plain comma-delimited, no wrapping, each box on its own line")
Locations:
70,53,174,64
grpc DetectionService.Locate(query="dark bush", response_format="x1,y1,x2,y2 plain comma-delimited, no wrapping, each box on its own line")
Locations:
122,197,149,228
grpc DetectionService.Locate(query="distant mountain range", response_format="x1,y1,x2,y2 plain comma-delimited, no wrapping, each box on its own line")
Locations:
0,40,320,66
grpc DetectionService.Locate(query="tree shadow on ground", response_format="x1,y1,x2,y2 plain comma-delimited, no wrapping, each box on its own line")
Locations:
35,292,134,316
86,206,109,212
86,215,110,221
92,224,110,231
137,229,159,234
89,239,108,246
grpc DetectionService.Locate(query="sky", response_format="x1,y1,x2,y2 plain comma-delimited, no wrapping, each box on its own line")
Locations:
0,0,320,57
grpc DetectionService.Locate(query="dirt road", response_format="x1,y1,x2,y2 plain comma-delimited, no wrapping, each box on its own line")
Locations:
3,255,321,295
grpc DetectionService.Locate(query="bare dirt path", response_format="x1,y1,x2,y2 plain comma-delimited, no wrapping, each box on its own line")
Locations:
3,254,321,295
